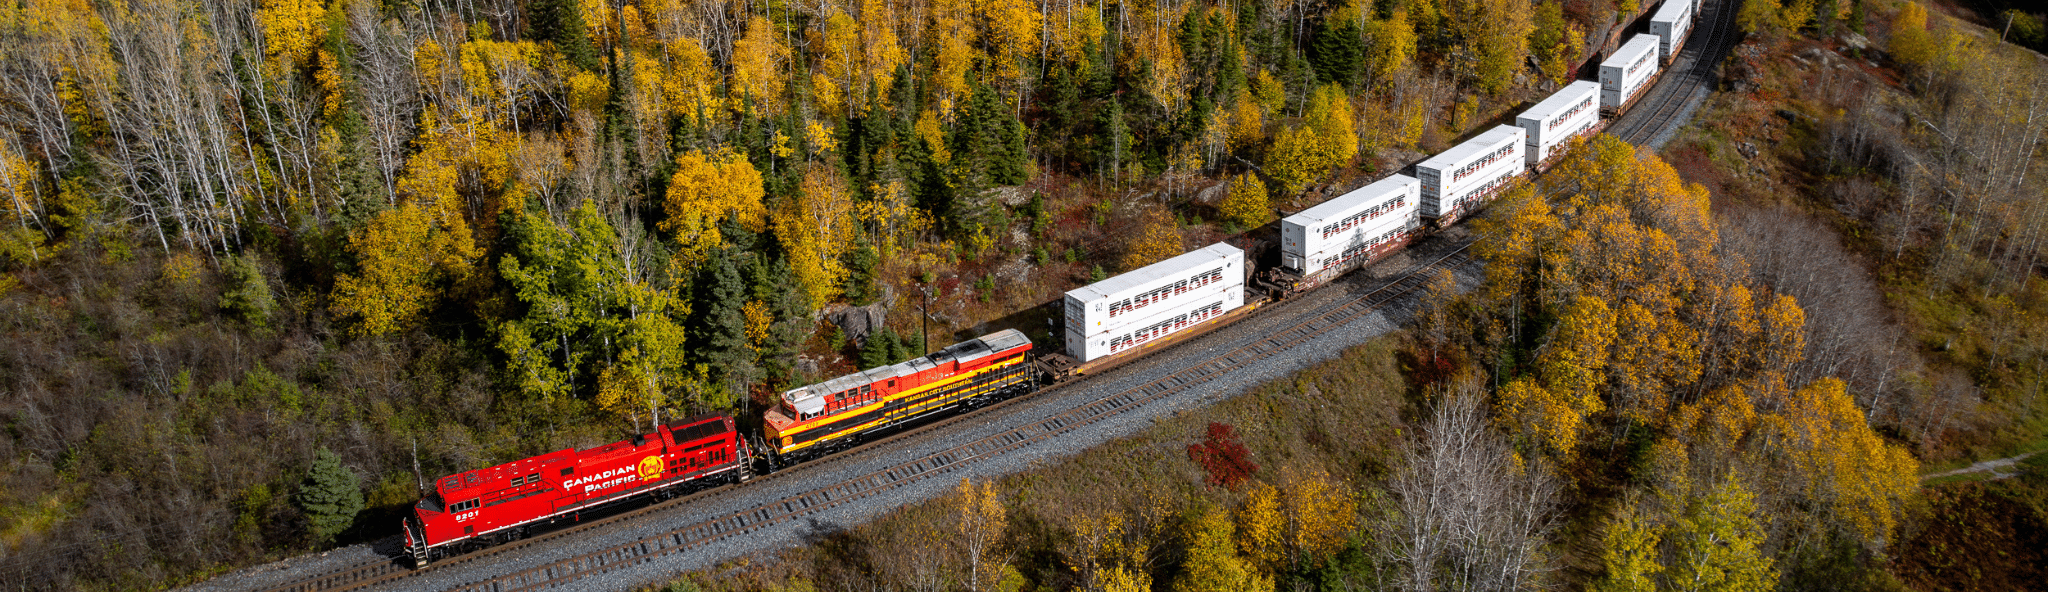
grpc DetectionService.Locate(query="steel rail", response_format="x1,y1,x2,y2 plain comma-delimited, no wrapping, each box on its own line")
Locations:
1613,0,1741,144
442,244,1474,592
239,1,1746,590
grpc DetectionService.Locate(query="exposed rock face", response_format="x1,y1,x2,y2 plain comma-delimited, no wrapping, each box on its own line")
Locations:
830,302,892,345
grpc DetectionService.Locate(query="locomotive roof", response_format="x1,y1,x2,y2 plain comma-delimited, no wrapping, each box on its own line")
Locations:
779,330,1032,414
979,329,1031,353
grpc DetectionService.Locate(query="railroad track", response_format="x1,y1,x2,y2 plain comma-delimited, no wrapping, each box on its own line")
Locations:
243,3,1735,591
438,245,1475,592
1611,0,1743,144
250,243,1472,592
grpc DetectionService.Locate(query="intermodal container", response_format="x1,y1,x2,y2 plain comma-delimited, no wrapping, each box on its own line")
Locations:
1066,285,1245,362
1649,0,1694,63
1417,125,1526,219
1063,243,1243,338
1600,35,1661,110
1281,175,1420,275
1517,81,1602,167
1297,217,1422,279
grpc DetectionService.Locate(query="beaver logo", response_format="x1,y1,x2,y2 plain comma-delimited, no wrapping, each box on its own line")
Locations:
637,456,664,481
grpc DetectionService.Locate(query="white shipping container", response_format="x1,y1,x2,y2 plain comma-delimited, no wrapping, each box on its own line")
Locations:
1649,0,1694,62
1517,81,1602,167
1077,274,1243,338
1299,217,1421,277
1063,243,1242,337
1600,35,1661,110
1418,125,1525,218
1281,175,1420,271
1436,156,1525,219
1066,286,1244,362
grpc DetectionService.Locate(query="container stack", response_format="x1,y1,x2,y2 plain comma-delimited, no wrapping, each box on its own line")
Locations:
1063,243,1245,362
1600,35,1662,112
1517,81,1602,169
1648,0,1696,64
1280,174,1421,281
1416,125,1527,224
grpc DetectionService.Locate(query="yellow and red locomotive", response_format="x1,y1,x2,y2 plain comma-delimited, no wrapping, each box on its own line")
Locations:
765,329,1034,460
401,414,749,567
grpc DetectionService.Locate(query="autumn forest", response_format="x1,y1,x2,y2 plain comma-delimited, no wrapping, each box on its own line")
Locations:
0,0,2043,589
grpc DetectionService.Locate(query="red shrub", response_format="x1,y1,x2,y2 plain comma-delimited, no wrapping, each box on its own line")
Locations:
1186,422,1258,490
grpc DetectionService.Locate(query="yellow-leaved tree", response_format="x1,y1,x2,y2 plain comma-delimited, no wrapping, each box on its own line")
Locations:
334,114,487,336
1219,173,1270,230
0,142,44,266
1235,481,1284,573
661,147,766,265
255,0,324,70
930,0,977,112
1496,293,1615,457
1284,470,1357,562
1123,209,1184,270
1305,84,1357,168
1265,126,1323,193
1889,3,1935,69
663,37,723,125
810,9,860,116
730,16,787,114
1226,89,1266,154
978,0,1042,88
1364,10,1418,85
1761,377,1918,542
1266,85,1357,192
956,478,1009,592
1175,504,1271,592
331,202,476,336
775,163,859,308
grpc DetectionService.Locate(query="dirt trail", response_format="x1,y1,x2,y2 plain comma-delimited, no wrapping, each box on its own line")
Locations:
1920,450,2043,482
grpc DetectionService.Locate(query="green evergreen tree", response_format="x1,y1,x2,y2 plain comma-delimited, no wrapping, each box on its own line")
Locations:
297,447,363,546
1309,16,1365,87
691,248,754,389
219,254,276,329
842,245,880,305
859,326,902,369
529,0,601,72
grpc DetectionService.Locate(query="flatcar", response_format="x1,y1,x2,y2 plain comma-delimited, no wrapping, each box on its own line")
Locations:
400,2,1710,569
764,329,1035,462
401,414,750,567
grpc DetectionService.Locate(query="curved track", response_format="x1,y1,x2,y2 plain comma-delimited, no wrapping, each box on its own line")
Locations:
249,243,1470,592
1609,0,1743,144
207,3,1745,592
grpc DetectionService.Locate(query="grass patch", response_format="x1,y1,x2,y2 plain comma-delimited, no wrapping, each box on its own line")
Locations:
676,333,1419,591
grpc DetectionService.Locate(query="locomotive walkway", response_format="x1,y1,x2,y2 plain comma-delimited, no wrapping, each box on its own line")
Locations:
181,1,1739,590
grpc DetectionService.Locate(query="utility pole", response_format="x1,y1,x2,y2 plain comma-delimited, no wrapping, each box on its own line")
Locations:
920,282,932,356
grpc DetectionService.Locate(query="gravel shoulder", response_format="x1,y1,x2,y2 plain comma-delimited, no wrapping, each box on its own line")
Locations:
178,229,1480,592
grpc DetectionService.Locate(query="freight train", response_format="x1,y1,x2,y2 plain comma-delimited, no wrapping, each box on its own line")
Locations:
403,8,1697,567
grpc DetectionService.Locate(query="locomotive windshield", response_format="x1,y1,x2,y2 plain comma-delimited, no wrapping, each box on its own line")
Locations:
416,494,443,513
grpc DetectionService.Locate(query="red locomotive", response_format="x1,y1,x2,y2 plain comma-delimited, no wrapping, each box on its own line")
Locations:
401,414,750,567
